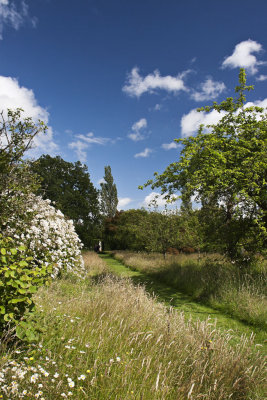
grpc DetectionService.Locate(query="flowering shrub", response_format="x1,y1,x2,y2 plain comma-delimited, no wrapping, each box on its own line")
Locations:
3,193,85,279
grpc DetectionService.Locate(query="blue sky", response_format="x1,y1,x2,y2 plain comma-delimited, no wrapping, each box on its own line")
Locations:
1,0,267,210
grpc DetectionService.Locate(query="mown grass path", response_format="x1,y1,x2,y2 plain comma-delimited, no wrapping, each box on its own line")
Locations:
99,252,266,351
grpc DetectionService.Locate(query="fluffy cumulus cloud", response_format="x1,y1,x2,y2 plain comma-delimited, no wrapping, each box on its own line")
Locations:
0,0,36,39
69,132,112,162
180,98,267,138
128,118,147,141
222,39,265,75
123,67,188,97
134,147,153,158
180,108,224,137
161,141,181,150
191,78,226,101
118,197,132,210
0,75,57,156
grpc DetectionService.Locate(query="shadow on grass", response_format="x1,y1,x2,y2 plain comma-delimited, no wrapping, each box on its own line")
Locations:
99,252,267,349
99,253,229,316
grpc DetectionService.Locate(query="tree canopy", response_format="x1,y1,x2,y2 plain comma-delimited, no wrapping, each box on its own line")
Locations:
31,155,100,246
142,69,267,257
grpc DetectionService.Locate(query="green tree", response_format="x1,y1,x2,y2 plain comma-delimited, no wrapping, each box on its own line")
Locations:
0,109,46,229
103,209,148,250
31,155,100,247
144,206,181,258
142,69,267,258
100,165,118,218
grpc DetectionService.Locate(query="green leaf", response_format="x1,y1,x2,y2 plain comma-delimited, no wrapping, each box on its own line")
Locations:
9,297,27,304
18,246,26,251
19,260,28,267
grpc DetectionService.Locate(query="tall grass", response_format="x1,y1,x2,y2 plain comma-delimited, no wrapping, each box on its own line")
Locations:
112,251,267,330
0,252,266,399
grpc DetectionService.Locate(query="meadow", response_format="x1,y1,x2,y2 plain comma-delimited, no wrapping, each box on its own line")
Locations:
0,251,266,399
112,251,267,331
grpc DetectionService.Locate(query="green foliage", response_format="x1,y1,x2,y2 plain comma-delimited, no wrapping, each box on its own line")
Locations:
0,234,52,340
31,155,101,247
143,207,181,256
103,207,204,254
103,209,147,250
0,109,46,228
100,165,118,218
143,69,267,258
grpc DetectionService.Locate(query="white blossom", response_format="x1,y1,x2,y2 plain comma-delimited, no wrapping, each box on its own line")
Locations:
4,193,85,278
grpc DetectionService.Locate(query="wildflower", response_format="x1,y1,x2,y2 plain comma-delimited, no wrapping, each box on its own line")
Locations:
54,373,59,378
116,357,121,362
30,373,39,383
78,375,86,380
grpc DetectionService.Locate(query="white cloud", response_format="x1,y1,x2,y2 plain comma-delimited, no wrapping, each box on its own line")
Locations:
256,74,267,81
68,140,87,163
161,141,181,150
118,197,132,210
0,75,57,156
154,103,162,111
76,132,111,145
180,108,225,137
128,117,147,141
134,147,153,158
142,192,177,208
222,39,264,75
180,98,267,138
68,132,113,161
191,78,226,101
0,0,36,39
0,76,48,121
123,67,188,97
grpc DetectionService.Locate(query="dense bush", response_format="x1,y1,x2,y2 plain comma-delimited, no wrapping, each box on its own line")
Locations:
3,192,84,279
0,235,52,339
1,192,85,338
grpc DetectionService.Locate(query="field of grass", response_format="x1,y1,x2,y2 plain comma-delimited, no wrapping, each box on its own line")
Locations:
0,252,266,399
112,251,267,331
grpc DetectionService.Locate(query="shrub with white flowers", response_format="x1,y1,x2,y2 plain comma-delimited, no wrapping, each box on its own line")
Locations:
3,192,85,279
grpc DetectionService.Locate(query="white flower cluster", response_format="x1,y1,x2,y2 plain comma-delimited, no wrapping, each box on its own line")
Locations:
4,193,84,278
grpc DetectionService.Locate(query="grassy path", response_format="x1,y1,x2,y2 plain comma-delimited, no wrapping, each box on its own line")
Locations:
99,252,266,350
